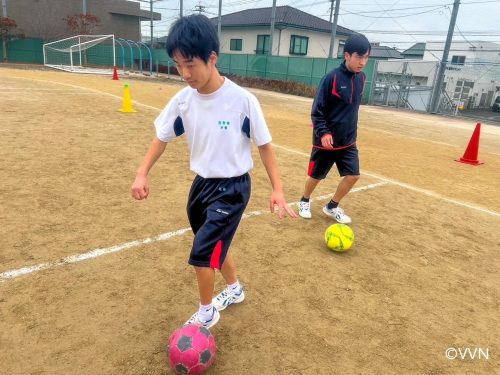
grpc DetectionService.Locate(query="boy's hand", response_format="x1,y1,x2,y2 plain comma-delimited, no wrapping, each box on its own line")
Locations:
321,133,334,149
131,175,149,200
269,191,298,219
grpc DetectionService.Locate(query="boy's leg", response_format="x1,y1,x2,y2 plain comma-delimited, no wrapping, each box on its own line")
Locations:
213,252,245,311
299,148,334,219
303,176,321,198
188,174,250,316
298,176,321,219
185,265,220,328
220,252,237,285
323,175,359,224
195,266,216,305
323,147,360,223
331,174,360,203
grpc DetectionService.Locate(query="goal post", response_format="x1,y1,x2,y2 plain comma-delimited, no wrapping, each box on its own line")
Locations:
43,35,116,74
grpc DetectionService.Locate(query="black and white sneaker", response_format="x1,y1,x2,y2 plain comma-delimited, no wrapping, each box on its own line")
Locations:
322,205,352,224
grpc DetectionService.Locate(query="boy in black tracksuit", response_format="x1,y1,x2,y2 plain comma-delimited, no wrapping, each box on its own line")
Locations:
298,34,371,223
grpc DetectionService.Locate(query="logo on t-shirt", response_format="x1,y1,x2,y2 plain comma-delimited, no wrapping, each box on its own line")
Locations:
218,120,230,130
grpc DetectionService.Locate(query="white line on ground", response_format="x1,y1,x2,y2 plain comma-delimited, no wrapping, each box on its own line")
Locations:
2,77,498,282
4,76,162,111
0,88,81,91
0,183,386,282
272,143,500,218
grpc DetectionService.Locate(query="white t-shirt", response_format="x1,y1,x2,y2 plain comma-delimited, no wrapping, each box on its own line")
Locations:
155,78,272,178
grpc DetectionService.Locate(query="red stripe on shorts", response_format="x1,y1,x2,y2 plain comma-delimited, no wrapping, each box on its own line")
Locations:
308,161,315,176
210,240,223,269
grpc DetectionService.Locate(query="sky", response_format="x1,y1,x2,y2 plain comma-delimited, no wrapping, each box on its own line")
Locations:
137,0,500,52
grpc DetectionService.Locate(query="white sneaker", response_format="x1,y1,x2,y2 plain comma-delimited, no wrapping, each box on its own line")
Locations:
322,205,352,224
212,287,245,311
298,200,312,219
184,307,220,329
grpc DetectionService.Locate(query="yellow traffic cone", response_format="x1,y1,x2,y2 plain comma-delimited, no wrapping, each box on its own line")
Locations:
120,83,136,113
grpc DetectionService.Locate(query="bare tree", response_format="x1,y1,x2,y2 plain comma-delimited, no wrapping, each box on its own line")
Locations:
64,13,101,35
0,16,24,62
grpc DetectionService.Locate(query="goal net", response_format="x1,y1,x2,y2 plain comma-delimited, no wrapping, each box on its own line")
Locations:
43,35,116,74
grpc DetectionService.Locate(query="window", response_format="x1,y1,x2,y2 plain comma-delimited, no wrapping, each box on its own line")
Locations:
451,55,466,65
337,41,345,58
230,39,242,51
289,35,308,55
453,80,474,100
256,35,270,54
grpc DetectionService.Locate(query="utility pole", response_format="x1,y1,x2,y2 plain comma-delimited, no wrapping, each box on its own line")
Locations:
2,0,7,61
149,0,154,47
328,0,340,59
269,0,277,55
217,0,222,41
82,0,87,15
429,0,460,113
180,0,183,17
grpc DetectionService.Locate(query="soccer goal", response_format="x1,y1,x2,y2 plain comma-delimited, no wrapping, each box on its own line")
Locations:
43,35,116,74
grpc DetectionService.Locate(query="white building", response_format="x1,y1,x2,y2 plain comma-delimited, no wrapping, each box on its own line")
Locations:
210,6,354,58
424,41,500,108
374,40,500,110
423,41,500,64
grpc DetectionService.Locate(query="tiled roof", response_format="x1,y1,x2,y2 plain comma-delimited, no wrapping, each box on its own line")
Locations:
370,46,403,59
402,43,426,56
210,5,354,35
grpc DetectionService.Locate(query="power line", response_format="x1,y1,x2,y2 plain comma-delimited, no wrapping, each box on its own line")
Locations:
340,6,447,18
371,40,500,43
351,30,500,35
342,3,449,13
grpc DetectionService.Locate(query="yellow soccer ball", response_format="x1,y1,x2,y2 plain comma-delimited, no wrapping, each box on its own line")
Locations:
324,223,354,252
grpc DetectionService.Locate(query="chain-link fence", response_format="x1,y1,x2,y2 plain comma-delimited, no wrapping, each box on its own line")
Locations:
369,59,500,117
3,38,499,121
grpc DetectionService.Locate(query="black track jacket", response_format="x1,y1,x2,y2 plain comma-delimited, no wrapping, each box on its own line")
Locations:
311,61,366,149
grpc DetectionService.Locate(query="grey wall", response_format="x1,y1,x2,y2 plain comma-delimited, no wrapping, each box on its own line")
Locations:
5,0,157,41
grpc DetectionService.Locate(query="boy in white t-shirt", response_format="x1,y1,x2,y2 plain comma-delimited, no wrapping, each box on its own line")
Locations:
131,15,296,329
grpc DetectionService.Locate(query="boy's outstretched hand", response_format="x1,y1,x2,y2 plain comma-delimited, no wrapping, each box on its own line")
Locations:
269,191,298,219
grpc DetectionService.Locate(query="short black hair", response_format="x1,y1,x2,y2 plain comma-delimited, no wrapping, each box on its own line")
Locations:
344,34,371,55
166,15,219,63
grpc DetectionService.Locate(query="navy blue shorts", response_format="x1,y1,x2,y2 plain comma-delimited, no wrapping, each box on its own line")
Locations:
187,173,251,269
307,146,359,180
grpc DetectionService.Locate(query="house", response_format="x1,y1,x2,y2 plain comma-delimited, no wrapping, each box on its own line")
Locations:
369,44,403,60
402,43,425,60
422,41,500,64
371,40,500,111
3,0,160,42
210,5,355,58
422,41,500,108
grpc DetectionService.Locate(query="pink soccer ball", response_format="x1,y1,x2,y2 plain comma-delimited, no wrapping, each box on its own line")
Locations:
167,324,216,375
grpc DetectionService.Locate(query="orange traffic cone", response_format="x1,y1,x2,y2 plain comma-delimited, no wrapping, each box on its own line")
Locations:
456,122,483,165
112,66,119,80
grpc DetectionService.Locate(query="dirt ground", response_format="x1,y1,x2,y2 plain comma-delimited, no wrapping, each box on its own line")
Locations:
0,66,499,375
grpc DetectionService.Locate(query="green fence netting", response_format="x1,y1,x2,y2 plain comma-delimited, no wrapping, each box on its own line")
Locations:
2,38,375,102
